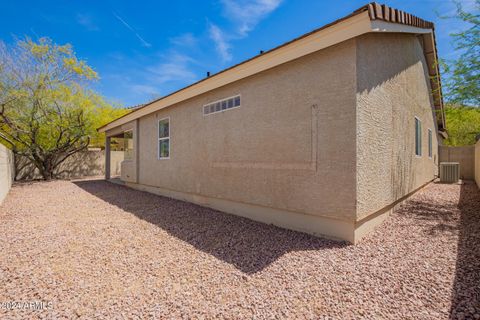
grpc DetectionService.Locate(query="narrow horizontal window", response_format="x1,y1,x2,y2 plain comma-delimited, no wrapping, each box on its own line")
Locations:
158,118,170,159
203,95,241,116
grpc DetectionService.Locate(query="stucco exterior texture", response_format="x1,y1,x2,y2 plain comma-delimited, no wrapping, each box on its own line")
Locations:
111,33,439,243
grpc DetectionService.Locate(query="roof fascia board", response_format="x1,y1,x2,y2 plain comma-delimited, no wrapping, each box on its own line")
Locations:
99,11,372,133
370,20,432,34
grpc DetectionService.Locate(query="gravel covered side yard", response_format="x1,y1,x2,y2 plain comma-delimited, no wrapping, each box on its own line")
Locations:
0,179,478,319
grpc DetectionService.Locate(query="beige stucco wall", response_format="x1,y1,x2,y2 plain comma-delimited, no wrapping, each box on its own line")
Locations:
0,143,14,204
119,39,358,224
355,33,439,221
475,140,480,189
107,32,442,243
439,145,475,180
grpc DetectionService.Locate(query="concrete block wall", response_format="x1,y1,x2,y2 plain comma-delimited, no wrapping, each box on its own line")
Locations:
15,150,124,181
439,145,476,180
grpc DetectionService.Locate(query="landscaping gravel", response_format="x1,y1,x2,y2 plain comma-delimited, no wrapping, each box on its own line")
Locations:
0,179,478,319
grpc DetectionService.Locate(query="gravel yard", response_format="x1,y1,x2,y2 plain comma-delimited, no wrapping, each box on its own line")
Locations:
0,179,478,319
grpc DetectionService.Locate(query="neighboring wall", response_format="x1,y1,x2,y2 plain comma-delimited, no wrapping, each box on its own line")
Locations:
355,33,439,220
439,145,475,180
476,140,480,188
0,143,14,204
15,150,123,180
132,39,358,222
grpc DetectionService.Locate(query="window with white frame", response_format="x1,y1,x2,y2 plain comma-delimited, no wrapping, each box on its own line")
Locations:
428,128,432,158
203,95,240,115
415,117,422,156
158,118,170,159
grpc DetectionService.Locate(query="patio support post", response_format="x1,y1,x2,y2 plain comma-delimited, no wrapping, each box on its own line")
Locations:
105,136,111,180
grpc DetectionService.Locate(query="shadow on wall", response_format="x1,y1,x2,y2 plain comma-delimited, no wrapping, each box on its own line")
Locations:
391,150,416,205
358,33,438,206
450,182,480,319
356,33,428,96
73,179,347,274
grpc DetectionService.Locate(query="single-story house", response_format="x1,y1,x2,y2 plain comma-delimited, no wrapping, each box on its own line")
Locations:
98,3,446,243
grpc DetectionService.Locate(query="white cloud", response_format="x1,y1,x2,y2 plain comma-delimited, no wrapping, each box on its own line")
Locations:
221,0,282,36
113,12,152,48
131,84,160,96
208,0,282,62
208,24,232,62
76,13,99,31
146,53,197,84
170,33,198,47
102,51,198,105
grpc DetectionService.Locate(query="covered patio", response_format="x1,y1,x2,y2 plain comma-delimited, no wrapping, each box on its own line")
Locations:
104,121,136,181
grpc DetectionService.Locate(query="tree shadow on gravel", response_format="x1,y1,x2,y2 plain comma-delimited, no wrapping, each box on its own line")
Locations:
73,179,347,274
449,182,480,319
397,197,460,236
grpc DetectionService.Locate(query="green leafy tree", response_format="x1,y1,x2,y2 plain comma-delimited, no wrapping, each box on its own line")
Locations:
87,97,130,148
442,0,479,105
0,37,128,180
444,104,480,146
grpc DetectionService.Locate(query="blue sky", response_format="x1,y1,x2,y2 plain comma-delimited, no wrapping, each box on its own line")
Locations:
0,0,476,107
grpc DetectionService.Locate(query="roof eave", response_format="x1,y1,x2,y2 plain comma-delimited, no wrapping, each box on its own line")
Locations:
98,2,445,133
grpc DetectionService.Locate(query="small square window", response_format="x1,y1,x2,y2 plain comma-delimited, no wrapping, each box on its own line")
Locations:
234,96,240,107
227,99,234,108
221,101,227,110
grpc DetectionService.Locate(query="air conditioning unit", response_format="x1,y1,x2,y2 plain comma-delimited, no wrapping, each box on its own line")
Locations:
440,162,460,183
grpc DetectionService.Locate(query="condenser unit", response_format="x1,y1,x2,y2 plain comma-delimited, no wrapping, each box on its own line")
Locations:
439,162,460,183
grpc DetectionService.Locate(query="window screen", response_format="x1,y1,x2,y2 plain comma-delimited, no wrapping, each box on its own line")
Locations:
158,118,170,159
